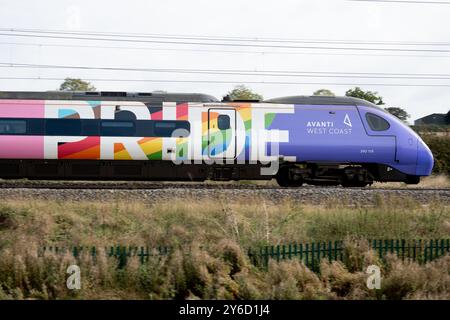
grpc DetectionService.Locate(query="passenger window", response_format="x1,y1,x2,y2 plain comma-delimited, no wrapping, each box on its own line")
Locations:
0,119,26,134
101,121,135,136
46,119,81,136
365,113,390,131
218,115,230,130
153,121,190,137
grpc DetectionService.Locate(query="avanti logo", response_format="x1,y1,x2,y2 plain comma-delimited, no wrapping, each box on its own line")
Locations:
306,121,334,127
344,114,352,127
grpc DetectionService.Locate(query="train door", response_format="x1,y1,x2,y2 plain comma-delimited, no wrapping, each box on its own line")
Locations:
207,108,236,160
356,106,397,164
357,106,418,174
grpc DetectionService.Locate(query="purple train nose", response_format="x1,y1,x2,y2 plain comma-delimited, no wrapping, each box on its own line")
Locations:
416,139,434,176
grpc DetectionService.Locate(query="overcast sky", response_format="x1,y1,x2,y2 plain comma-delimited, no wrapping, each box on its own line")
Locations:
1,0,450,122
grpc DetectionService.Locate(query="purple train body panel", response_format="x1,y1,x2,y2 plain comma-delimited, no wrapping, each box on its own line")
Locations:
267,104,433,177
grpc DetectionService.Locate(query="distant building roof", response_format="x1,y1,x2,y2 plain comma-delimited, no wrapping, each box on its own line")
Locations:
414,113,446,126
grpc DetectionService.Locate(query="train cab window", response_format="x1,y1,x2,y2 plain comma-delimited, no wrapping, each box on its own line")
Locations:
217,115,230,130
46,119,82,136
101,121,135,136
0,120,26,134
153,121,190,137
365,113,390,131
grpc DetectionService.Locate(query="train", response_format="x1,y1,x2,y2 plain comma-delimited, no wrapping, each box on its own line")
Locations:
0,91,434,187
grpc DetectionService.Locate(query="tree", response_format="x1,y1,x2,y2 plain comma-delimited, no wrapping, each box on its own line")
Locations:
384,107,410,122
224,85,263,101
59,78,96,91
313,89,335,96
345,87,384,105
446,110,450,125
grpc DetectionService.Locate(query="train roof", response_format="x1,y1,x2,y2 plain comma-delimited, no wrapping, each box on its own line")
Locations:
0,91,219,103
264,95,381,109
0,91,384,111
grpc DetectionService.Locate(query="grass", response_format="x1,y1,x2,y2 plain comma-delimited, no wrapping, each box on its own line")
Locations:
372,174,450,189
1,196,449,247
0,196,449,299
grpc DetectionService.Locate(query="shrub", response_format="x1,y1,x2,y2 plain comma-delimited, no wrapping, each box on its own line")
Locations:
266,260,328,299
421,135,450,175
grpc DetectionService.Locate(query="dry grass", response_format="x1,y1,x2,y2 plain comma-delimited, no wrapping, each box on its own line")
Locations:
1,238,450,300
0,196,449,247
372,175,450,189
0,196,449,299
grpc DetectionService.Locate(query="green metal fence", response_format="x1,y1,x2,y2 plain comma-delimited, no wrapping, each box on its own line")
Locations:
41,239,450,271
248,239,450,271
42,245,171,268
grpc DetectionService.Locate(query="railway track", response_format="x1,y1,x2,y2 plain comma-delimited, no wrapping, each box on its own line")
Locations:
0,181,448,205
0,181,448,192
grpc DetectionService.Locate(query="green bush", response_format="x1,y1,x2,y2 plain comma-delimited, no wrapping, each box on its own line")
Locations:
421,135,450,175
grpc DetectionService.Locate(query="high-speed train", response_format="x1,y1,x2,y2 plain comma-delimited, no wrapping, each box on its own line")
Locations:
0,91,434,187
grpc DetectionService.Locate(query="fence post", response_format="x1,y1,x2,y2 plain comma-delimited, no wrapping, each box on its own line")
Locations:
117,246,127,269
418,239,422,263
431,239,434,262
256,247,261,267
429,240,433,262
311,242,315,272
328,241,332,262
305,243,309,269
316,242,321,270
264,246,269,269
434,239,438,258
404,239,408,261
384,240,389,259
322,242,326,259
299,243,303,265
333,241,338,261
139,246,145,265
91,246,97,262
72,246,79,258
435,239,439,259
378,239,382,260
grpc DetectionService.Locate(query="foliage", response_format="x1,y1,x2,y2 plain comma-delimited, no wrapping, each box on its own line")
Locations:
313,89,335,96
411,125,450,133
0,198,448,299
1,239,450,300
384,107,410,121
59,78,96,92
421,135,450,175
224,85,263,101
345,87,384,105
